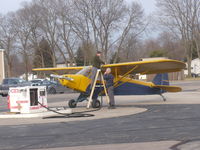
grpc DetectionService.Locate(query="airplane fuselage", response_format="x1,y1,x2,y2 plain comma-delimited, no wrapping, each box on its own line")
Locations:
58,74,163,96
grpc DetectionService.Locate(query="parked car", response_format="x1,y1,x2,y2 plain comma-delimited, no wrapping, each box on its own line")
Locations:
191,73,200,78
29,79,45,86
0,78,32,97
30,79,66,94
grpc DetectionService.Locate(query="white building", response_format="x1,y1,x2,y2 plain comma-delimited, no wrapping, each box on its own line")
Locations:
184,58,200,76
56,60,76,68
191,58,200,75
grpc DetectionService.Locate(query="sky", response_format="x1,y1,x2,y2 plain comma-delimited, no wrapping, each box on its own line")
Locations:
0,0,158,38
131,0,156,14
0,0,31,14
0,0,156,14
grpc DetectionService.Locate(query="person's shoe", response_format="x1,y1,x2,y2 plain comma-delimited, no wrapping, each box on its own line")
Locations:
108,106,116,109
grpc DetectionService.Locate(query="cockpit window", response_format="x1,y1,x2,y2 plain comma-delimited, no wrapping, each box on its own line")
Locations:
76,66,92,77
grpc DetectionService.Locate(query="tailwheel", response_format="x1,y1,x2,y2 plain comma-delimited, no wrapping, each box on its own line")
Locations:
68,99,77,108
92,99,101,108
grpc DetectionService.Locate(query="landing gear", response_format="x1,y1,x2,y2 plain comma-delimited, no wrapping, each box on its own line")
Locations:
67,91,101,108
68,98,101,108
160,94,166,101
68,93,88,108
67,84,103,108
92,100,101,108
48,87,56,94
68,99,77,108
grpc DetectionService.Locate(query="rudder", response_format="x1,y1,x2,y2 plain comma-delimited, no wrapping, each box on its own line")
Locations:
152,73,169,85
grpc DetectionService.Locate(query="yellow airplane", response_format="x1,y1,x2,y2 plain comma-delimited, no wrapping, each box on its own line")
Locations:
33,58,186,108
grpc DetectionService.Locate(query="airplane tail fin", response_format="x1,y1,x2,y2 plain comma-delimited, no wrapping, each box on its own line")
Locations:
152,73,169,86
152,73,182,92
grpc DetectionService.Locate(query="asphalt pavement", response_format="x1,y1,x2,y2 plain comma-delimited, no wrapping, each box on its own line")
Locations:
0,80,199,150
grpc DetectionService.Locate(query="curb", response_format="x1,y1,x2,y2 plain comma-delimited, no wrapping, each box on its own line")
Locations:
0,109,72,118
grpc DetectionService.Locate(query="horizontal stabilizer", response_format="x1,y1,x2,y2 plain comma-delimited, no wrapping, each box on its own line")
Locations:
153,85,182,92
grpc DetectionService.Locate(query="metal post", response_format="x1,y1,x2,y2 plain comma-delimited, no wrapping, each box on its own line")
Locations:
0,49,5,83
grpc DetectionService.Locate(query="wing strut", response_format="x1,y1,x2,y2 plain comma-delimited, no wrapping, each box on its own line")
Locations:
114,65,138,87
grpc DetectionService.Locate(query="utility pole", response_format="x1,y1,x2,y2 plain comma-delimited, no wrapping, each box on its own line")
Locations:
0,49,5,83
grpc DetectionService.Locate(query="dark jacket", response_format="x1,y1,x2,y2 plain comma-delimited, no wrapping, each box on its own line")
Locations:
104,74,114,88
92,55,105,69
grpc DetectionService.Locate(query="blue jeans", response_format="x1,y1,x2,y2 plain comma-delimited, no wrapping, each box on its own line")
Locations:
108,86,115,106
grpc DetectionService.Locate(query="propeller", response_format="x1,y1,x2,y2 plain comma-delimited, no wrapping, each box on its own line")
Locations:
50,74,74,81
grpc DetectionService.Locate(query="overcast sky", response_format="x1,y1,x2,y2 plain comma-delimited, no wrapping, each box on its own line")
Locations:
132,0,156,14
0,0,31,14
0,0,156,14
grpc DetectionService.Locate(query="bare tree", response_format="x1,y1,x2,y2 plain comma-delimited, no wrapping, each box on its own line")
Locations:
113,2,147,63
73,0,147,63
0,13,19,77
157,31,185,60
72,0,125,62
0,0,150,77
24,1,44,67
12,7,34,80
34,0,58,67
192,2,200,59
117,35,139,62
156,0,200,76
56,0,78,66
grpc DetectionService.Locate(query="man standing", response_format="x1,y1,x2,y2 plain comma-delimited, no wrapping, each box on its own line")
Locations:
90,51,105,89
104,68,115,109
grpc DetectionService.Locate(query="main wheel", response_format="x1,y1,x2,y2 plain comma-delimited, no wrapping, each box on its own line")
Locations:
68,99,77,108
92,99,101,108
49,87,56,94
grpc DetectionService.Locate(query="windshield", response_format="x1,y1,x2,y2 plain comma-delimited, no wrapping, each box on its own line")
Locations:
31,80,43,83
76,66,92,77
2,79,9,84
2,78,26,84
18,79,26,83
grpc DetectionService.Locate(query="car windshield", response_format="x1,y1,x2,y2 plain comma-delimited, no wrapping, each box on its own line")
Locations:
40,80,57,85
30,80,42,83
76,66,92,77
42,80,50,85
2,79,9,84
50,81,57,84
18,79,26,83
3,78,26,84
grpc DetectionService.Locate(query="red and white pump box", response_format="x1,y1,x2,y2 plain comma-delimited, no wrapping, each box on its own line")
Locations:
8,86,47,114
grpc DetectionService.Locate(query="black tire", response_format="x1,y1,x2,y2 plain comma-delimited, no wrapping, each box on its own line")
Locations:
49,88,56,94
68,99,77,108
92,99,101,108
2,94,8,97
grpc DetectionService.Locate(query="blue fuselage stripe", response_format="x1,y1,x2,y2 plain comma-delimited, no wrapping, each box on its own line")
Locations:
114,82,163,95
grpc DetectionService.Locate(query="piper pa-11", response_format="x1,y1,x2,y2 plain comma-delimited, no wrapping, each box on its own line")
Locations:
33,58,186,108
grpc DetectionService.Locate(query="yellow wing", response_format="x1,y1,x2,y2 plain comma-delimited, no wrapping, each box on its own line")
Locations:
32,66,84,74
32,59,185,76
102,59,186,75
